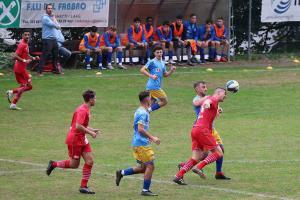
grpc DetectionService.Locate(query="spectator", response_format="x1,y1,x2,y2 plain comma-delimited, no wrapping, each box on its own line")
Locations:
171,15,185,65
197,19,215,63
37,3,62,76
79,26,104,70
100,26,126,70
212,17,229,62
156,21,175,64
183,13,199,66
128,17,148,65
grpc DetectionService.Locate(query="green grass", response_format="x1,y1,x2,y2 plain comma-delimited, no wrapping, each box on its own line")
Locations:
1,66,300,200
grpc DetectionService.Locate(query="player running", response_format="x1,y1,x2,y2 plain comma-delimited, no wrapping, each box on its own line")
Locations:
140,46,176,112
116,91,160,196
46,90,100,194
6,30,39,110
178,81,230,180
173,87,227,185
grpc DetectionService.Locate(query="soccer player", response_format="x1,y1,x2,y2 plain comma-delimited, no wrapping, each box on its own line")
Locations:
79,26,104,70
183,13,199,66
173,88,227,185
155,21,175,64
6,30,39,110
116,91,160,196
100,25,126,69
128,17,148,65
197,20,215,63
178,81,230,180
140,46,176,112
212,17,229,62
46,90,100,194
171,15,185,65
143,17,156,60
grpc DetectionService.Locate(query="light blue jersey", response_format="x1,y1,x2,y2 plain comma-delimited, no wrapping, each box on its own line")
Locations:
193,95,201,119
132,107,150,146
145,58,166,90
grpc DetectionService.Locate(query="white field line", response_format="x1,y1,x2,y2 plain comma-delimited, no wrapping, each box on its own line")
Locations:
0,158,294,200
0,67,300,82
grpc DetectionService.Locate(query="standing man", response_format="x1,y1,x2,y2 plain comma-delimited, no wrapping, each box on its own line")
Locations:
173,88,227,185
116,91,160,196
183,13,199,66
178,81,231,180
128,17,148,65
171,15,185,65
6,30,39,110
155,21,175,64
37,3,61,76
100,26,126,69
212,17,229,62
140,46,176,112
79,26,104,70
46,90,100,194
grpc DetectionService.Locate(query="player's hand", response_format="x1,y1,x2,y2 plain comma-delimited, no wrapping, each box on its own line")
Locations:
25,59,32,63
93,129,101,135
151,136,160,145
150,74,158,80
90,131,98,139
170,65,176,72
218,107,223,114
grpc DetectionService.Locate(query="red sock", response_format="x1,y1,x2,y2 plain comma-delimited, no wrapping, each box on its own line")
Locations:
176,158,198,178
52,160,70,168
81,163,93,188
197,152,221,170
12,85,32,104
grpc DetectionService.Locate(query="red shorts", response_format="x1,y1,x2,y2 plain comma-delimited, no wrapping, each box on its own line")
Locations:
191,127,218,151
14,71,31,85
67,143,92,159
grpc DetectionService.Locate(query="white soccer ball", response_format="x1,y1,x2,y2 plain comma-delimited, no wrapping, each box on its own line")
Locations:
226,80,239,93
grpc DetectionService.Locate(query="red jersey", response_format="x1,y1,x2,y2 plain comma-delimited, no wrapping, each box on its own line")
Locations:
194,96,219,131
65,104,90,146
14,39,29,73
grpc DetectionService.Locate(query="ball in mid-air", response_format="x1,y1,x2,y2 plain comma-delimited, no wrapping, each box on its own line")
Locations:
226,80,239,93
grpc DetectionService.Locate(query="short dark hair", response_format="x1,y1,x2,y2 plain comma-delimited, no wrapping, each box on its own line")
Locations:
23,29,31,34
139,91,150,102
134,17,141,23
45,3,52,9
193,81,206,89
190,13,196,18
176,15,183,20
90,26,97,32
217,16,224,20
163,21,170,26
146,17,153,22
108,25,117,32
206,19,213,24
82,90,96,102
152,45,163,53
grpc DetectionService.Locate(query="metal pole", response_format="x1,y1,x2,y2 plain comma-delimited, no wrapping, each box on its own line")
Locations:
248,0,252,61
228,0,232,62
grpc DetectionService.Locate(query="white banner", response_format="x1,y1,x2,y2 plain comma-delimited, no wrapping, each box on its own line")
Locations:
261,0,300,22
20,0,109,28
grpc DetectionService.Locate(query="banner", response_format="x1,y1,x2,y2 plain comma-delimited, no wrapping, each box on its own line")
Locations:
261,0,300,22
0,0,109,28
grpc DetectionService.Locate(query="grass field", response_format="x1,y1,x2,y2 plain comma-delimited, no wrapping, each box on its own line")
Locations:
0,65,300,200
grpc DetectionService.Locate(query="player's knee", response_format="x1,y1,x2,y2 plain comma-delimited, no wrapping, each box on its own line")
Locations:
85,158,94,166
108,47,113,52
116,47,122,52
129,43,134,49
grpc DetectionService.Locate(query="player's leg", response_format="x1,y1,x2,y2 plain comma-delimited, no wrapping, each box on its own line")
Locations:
161,41,167,61
95,48,105,70
128,43,135,65
141,162,158,196
220,40,229,62
141,43,148,65
103,46,114,69
148,90,167,112
82,48,92,70
199,41,207,64
214,41,221,62
51,40,60,73
116,162,146,186
80,148,95,194
185,41,194,66
208,41,216,62
195,144,223,171
168,41,175,64
115,46,126,69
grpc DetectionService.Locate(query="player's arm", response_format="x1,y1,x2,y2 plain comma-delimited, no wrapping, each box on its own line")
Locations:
163,65,176,77
140,65,157,80
138,123,160,145
84,35,93,49
193,96,208,107
76,123,98,138
202,99,212,110
13,51,31,64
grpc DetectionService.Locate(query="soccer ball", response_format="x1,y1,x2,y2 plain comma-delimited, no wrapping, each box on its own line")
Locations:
226,80,239,93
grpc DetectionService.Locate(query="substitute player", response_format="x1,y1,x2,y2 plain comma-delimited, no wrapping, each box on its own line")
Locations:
173,88,227,185
140,46,176,112
116,91,160,196
6,30,39,110
178,81,230,180
46,90,100,194
212,17,229,62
